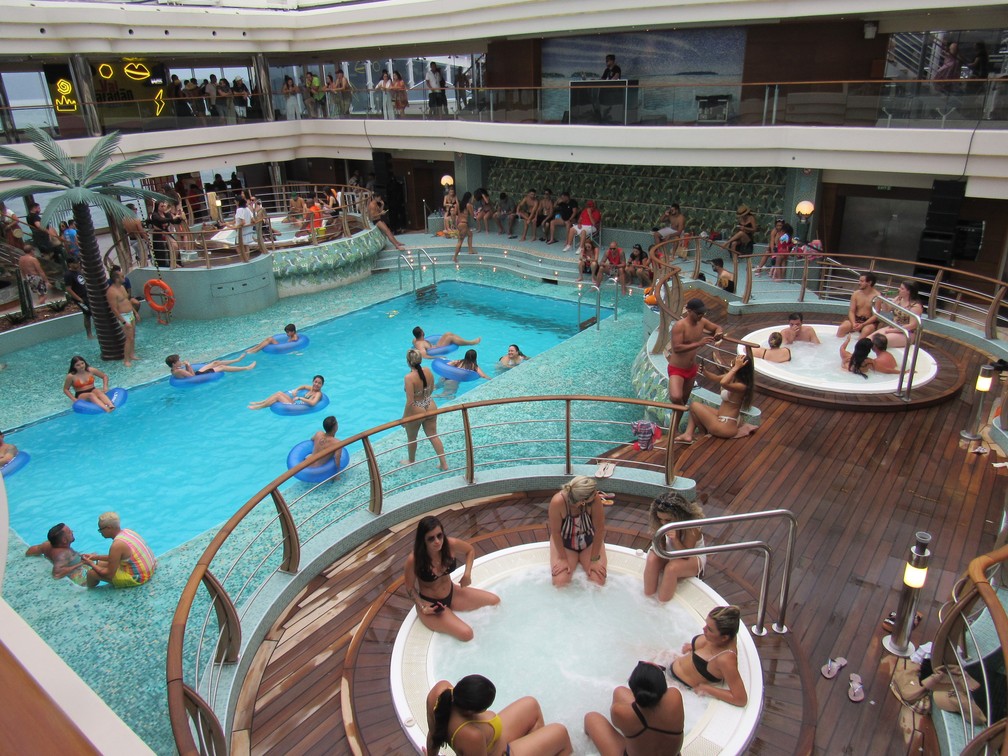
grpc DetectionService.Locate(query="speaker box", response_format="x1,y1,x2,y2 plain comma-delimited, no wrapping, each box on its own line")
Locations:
917,230,954,266
924,179,965,233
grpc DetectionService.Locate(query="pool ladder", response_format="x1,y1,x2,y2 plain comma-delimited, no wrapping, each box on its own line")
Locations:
576,278,620,331
397,248,438,292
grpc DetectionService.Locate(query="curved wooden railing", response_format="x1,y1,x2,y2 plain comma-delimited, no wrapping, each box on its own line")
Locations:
927,544,1008,755
166,394,687,755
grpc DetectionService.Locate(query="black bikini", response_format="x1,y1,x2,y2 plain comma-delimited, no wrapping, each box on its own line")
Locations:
417,555,458,608
625,702,683,738
670,635,730,689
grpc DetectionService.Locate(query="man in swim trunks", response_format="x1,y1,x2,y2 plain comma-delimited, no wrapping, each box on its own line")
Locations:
411,326,481,359
248,323,300,353
107,269,138,367
515,188,538,242
17,246,49,306
666,298,723,405
310,415,343,468
82,512,157,588
652,202,685,248
780,312,821,344
166,353,256,378
25,523,92,585
836,272,881,337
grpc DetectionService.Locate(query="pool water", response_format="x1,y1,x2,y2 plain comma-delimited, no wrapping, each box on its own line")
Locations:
4,282,609,555
430,569,707,754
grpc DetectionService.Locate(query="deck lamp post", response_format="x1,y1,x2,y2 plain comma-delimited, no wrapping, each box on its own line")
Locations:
961,364,995,442
883,532,931,657
795,200,814,242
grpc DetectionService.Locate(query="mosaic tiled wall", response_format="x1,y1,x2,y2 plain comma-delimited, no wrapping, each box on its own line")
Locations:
272,227,386,294
486,159,786,238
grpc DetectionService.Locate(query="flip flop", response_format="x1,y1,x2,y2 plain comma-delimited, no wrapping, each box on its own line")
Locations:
594,462,609,478
821,657,848,679
600,462,616,478
848,673,865,703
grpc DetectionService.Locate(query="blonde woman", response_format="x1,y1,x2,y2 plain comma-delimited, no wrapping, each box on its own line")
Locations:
644,492,705,602
402,349,448,470
548,475,609,587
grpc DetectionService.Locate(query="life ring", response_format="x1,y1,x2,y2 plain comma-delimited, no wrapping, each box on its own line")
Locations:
286,440,350,483
73,387,128,414
169,364,225,387
424,334,458,357
431,358,480,382
144,279,175,314
262,334,310,354
270,393,331,416
1,451,30,478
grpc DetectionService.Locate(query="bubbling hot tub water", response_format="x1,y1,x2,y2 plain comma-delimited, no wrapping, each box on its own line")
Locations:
390,543,763,755
744,324,939,394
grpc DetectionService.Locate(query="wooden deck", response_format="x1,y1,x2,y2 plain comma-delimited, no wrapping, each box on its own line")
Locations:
237,332,1006,755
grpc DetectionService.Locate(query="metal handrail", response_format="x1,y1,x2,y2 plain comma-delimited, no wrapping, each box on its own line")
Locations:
653,508,798,635
396,252,416,291
415,248,437,288
870,294,923,400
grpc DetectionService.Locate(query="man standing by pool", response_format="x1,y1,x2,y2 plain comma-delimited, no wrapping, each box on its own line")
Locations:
411,326,480,359
82,512,157,589
666,298,723,405
107,268,138,367
836,272,881,338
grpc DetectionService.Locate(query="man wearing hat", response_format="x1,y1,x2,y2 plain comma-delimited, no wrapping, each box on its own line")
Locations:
666,298,723,405
727,204,757,253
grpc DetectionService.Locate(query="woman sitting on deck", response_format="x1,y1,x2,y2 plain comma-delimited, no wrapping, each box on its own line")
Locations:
674,354,756,444
669,605,748,706
402,515,500,642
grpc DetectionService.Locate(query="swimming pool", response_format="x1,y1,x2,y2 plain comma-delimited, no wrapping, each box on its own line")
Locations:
4,282,610,555
391,544,763,755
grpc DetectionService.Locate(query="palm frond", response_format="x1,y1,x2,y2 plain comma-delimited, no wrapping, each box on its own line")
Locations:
0,184,76,203
39,194,76,226
0,166,71,187
96,185,173,205
0,147,69,186
88,153,164,185
90,168,159,186
23,126,76,179
85,193,137,225
80,131,125,184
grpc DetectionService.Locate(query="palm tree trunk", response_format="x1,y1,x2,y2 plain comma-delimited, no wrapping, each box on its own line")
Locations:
74,202,125,360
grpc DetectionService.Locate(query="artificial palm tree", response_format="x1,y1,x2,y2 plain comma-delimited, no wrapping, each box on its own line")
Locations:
0,127,169,360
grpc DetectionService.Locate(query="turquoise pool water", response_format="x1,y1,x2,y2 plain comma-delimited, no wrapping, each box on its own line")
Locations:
5,282,609,555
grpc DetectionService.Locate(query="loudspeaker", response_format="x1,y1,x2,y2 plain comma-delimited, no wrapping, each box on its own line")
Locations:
953,220,985,261
917,230,954,266
924,179,965,233
372,151,393,196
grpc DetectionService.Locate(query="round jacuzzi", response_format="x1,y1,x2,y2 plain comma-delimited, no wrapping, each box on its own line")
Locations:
390,543,763,755
744,324,939,394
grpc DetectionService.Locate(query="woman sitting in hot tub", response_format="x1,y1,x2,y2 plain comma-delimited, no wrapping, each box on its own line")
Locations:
669,605,748,706
548,475,610,587
403,515,499,642
674,354,756,444
839,335,874,379
750,332,791,363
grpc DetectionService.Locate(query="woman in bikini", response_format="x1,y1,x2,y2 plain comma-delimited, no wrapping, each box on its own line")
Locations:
839,335,873,379
248,374,325,410
443,186,459,232
585,661,685,756
674,353,755,443
875,281,924,348
643,492,706,602
402,515,499,642
402,348,449,470
669,605,748,706
547,475,609,587
435,349,490,399
751,332,791,363
63,355,115,412
426,675,572,756
453,191,475,262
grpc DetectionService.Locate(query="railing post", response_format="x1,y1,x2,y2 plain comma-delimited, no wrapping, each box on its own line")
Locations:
363,436,383,514
742,254,754,303
172,681,226,756
927,268,945,320
664,408,682,485
986,284,1007,341
269,489,301,573
461,406,475,484
691,237,702,280
798,255,809,302
200,569,241,663
564,399,572,475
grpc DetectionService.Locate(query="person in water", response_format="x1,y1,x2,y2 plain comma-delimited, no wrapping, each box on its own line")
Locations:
548,475,610,587
81,512,157,589
247,323,301,353
426,674,572,756
435,349,491,398
669,605,748,706
248,375,325,409
166,353,256,377
25,523,92,585
584,660,685,756
411,326,480,359
499,344,528,368
309,415,343,468
402,349,449,470
63,355,116,412
402,515,499,641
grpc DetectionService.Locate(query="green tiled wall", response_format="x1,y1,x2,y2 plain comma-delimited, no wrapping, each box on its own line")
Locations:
487,159,786,238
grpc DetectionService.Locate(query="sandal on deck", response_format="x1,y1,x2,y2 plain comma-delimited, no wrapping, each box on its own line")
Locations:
821,657,848,679
848,673,865,703
594,461,615,478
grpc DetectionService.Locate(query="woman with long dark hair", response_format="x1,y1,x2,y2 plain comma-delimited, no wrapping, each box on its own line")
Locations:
840,335,874,379
425,674,572,756
402,515,499,641
674,353,756,443
876,280,924,348
63,355,115,412
453,191,475,262
402,348,448,469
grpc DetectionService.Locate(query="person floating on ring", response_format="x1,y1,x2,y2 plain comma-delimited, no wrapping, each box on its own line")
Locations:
248,374,325,410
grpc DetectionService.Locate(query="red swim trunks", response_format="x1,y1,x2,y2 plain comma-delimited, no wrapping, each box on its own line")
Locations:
667,363,699,380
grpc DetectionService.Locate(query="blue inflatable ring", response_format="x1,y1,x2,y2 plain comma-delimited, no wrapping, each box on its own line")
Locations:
270,393,330,416
432,358,480,382
1,451,30,478
73,387,128,414
169,364,225,387
424,334,458,357
262,334,310,354
286,440,350,483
